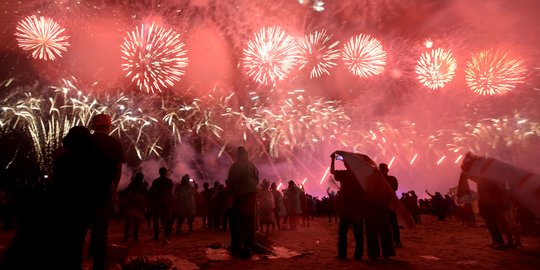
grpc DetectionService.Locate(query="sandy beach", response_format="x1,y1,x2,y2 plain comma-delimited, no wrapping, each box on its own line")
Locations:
2,214,534,270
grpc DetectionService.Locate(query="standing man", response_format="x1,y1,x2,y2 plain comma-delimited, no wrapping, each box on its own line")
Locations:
227,146,259,258
150,167,174,243
379,163,402,247
330,152,365,260
87,114,125,270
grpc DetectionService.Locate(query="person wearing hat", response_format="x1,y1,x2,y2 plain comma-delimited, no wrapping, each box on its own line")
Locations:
227,146,259,258
85,113,125,270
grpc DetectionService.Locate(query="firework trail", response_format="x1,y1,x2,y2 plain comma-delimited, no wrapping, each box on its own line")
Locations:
298,30,340,78
0,80,168,170
342,34,387,78
415,48,457,90
162,95,225,144
464,49,526,96
121,23,189,93
449,113,540,161
243,26,301,85
15,15,70,60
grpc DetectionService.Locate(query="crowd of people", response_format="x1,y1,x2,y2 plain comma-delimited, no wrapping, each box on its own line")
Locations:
0,114,538,268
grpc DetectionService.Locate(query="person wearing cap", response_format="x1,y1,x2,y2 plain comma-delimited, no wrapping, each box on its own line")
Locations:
85,113,125,270
227,146,259,258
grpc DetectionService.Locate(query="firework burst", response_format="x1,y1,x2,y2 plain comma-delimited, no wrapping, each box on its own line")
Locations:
15,15,70,60
298,30,340,78
464,49,526,96
121,23,189,93
449,113,540,163
243,27,301,85
342,34,387,78
415,48,457,90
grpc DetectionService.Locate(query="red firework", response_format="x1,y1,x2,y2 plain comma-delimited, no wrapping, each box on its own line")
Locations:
15,15,70,60
342,34,387,78
465,49,526,96
243,26,301,85
121,23,188,93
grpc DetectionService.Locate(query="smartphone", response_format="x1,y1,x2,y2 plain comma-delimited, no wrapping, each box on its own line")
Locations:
335,155,344,161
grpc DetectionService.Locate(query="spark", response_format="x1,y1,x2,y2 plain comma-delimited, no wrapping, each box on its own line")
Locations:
415,48,457,89
464,49,526,95
424,39,433,49
15,15,70,60
436,155,446,165
410,153,418,165
454,154,463,164
243,26,301,85
320,167,330,185
121,23,188,93
388,155,395,168
298,30,340,78
302,177,307,185
342,34,387,78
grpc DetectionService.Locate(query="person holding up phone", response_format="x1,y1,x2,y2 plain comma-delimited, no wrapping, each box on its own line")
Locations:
330,151,365,260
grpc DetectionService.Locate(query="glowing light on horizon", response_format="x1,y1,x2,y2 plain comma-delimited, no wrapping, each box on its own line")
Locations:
416,48,457,89
342,34,387,78
15,15,70,60
465,49,526,95
320,167,330,185
243,27,301,85
121,23,188,93
298,30,340,78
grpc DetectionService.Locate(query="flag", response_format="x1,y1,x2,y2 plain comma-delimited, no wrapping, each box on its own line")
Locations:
336,150,413,228
461,152,540,218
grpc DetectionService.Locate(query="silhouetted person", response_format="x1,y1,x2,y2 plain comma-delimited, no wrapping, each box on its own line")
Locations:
222,179,233,230
199,182,210,229
227,146,259,258
476,180,506,249
285,180,303,231
326,187,338,223
270,182,284,230
120,172,146,242
212,182,226,230
150,167,174,242
426,190,446,221
258,180,275,234
330,152,365,260
365,165,396,260
409,191,421,224
379,163,401,247
173,174,196,233
86,114,125,270
2,126,95,269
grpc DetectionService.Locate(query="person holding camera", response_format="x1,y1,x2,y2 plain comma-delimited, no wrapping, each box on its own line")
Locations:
330,152,366,260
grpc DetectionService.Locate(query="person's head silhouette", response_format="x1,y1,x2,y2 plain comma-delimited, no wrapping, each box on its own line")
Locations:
91,113,112,133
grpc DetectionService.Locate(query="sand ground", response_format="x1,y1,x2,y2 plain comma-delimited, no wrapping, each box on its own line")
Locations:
1,214,539,269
